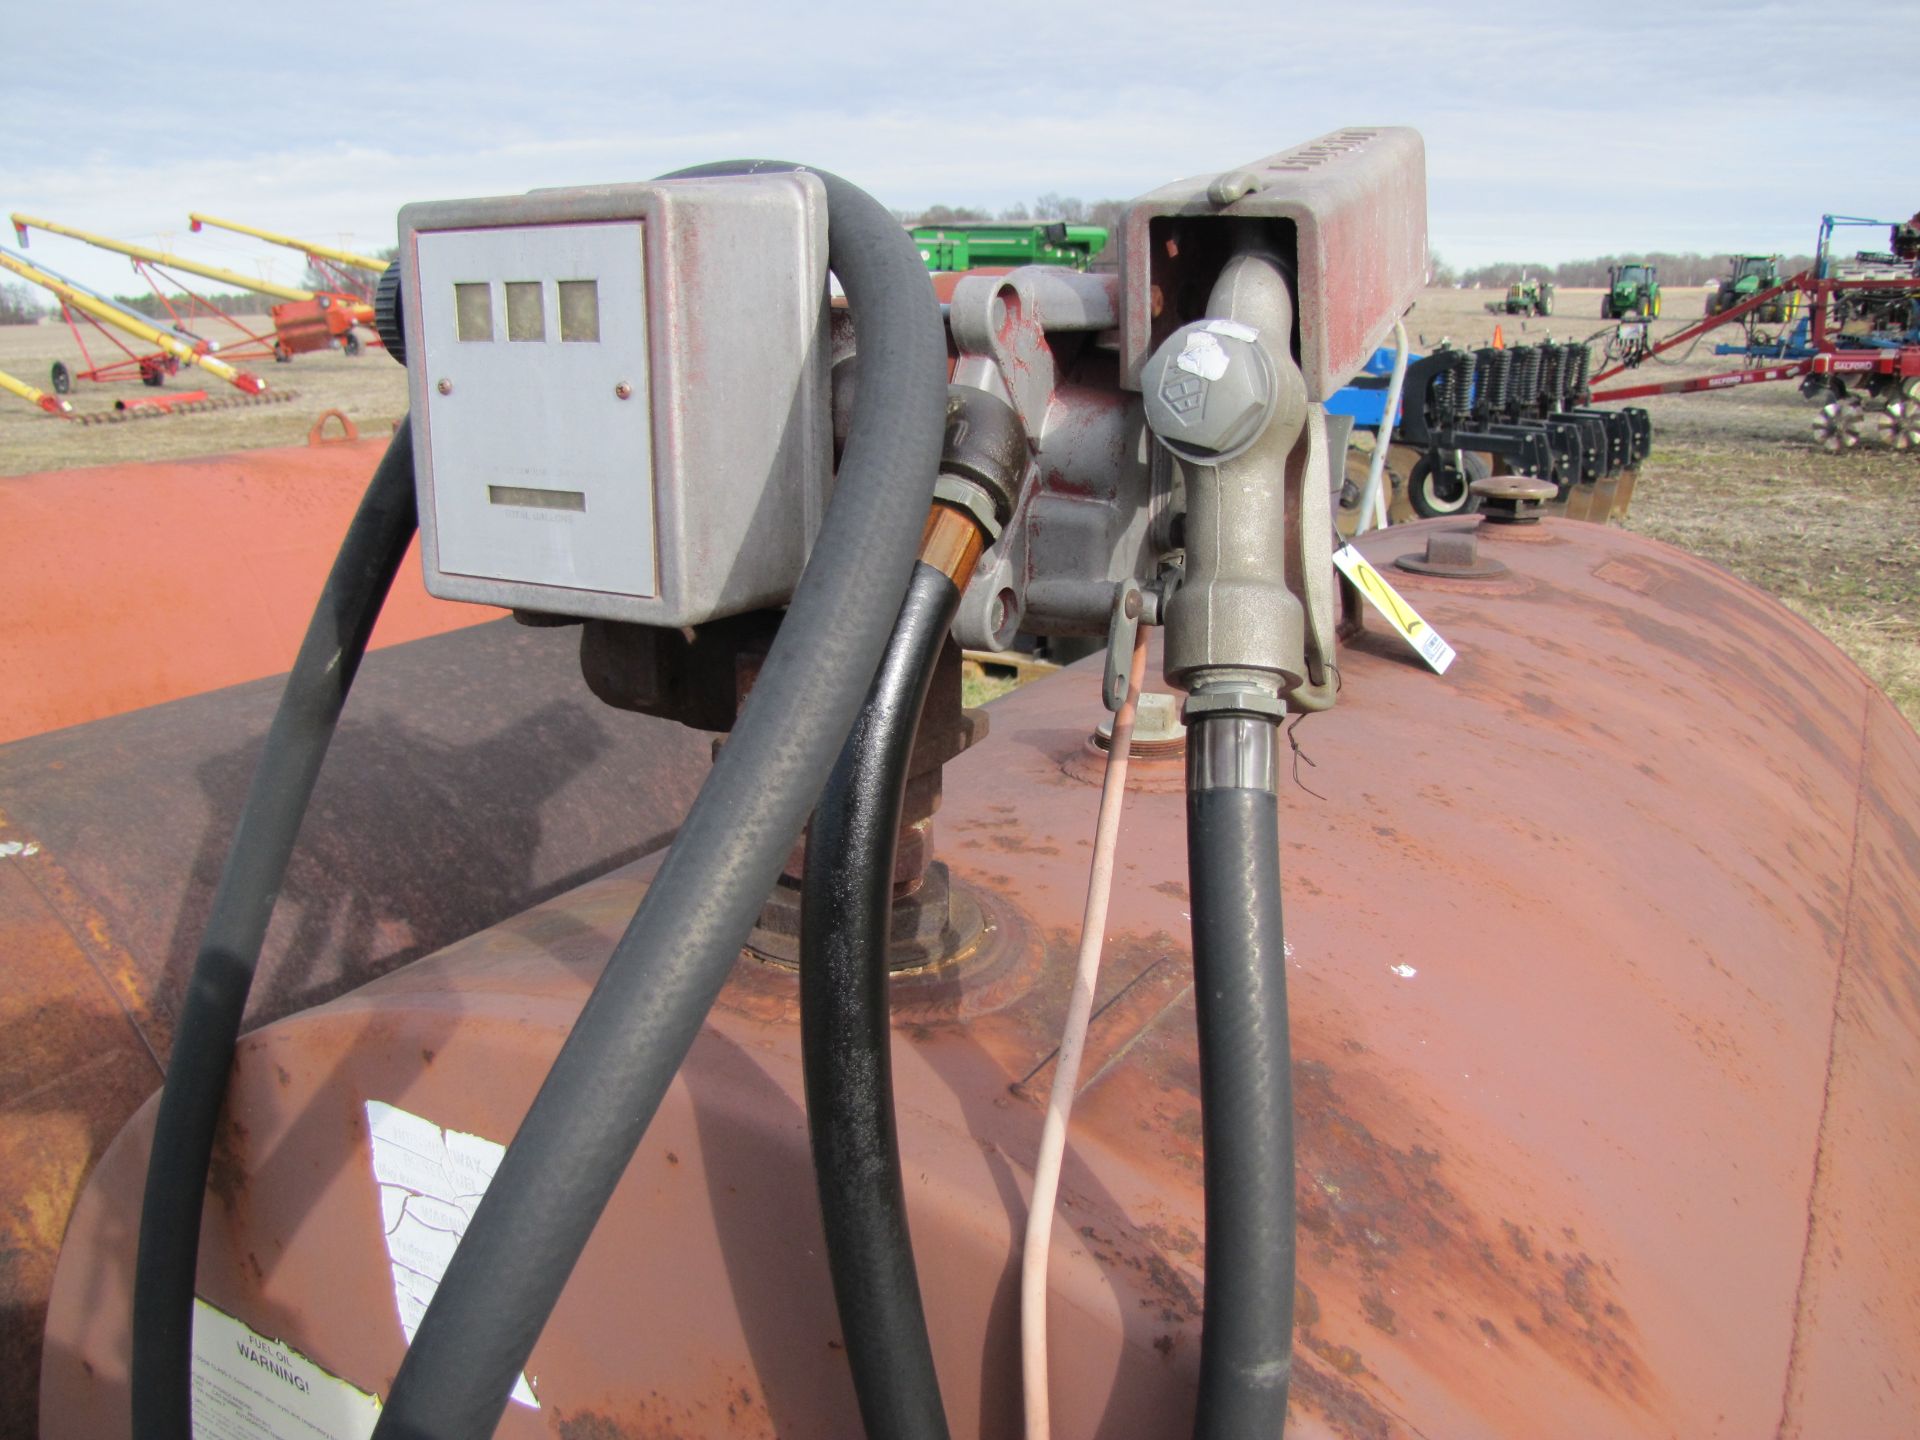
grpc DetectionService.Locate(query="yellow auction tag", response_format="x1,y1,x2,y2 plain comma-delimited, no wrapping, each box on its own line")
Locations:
1331,544,1456,674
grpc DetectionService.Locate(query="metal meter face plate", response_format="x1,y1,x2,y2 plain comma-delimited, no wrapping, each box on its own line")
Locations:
416,222,656,599
399,173,831,627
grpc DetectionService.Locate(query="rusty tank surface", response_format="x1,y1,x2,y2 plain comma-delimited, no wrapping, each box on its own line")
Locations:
0,437,501,747
36,516,1920,1437
0,618,715,1431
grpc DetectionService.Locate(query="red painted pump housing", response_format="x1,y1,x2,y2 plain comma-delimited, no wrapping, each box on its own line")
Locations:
34,516,1920,1437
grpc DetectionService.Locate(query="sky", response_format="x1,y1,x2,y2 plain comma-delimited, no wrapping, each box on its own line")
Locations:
7,1,1918,298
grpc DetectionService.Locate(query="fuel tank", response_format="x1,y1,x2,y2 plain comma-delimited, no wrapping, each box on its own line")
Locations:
1,619,714,1431
0,437,499,746
37,518,1920,1438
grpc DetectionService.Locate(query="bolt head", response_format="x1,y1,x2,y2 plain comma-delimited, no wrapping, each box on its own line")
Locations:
614,381,633,400
1139,320,1279,464
436,378,453,396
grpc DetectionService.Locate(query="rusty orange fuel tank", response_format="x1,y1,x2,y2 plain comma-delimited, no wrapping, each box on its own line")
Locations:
0,437,499,747
0,618,718,1433
33,517,1920,1438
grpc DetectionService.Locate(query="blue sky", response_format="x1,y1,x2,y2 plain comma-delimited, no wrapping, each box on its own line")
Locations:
8,1,1917,297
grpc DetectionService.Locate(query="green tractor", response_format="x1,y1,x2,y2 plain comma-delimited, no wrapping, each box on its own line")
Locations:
1502,277,1554,316
909,221,1108,272
1706,254,1792,323
1601,263,1661,318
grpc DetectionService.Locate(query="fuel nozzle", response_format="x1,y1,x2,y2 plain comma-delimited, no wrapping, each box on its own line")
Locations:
1142,252,1309,731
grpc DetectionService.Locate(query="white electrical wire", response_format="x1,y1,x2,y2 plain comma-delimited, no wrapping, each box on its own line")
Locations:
1020,624,1151,1440
1356,317,1410,533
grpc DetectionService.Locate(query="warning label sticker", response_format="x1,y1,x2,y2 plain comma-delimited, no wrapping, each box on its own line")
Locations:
191,1298,380,1440
1331,544,1457,674
365,1100,538,1409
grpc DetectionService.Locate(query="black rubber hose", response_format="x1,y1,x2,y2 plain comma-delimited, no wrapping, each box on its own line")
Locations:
801,560,959,1440
370,163,946,1440
132,420,420,1440
1187,780,1295,1438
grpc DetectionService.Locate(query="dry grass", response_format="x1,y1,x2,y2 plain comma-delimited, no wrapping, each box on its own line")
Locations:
1624,439,1920,721
1411,285,1920,727
4,285,1914,726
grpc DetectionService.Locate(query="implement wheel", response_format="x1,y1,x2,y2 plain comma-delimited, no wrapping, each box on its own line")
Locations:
1408,450,1490,518
1812,400,1863,453
1874,398,1920,453
50,361,71,395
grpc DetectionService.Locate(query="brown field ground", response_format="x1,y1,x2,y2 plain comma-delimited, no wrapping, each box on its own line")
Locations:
2,285,1914,723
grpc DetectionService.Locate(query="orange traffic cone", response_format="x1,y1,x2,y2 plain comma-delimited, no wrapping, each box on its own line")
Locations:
1492,323,1505,349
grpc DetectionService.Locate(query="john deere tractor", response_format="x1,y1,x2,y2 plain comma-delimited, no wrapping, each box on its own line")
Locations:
1502,277,1554,316
1706,254,1791,323
1601,263,1661,318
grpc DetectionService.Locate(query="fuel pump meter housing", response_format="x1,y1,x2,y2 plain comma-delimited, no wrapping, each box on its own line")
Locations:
396,172,832,625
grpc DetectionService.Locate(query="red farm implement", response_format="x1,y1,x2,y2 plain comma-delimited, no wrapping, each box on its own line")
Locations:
11,213,378,367
188,212,386,304
1589,214,1920,451
0,246,266,395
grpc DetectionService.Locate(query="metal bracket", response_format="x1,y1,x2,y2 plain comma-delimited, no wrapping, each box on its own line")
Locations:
948,268,1118,443
1103,579,1146,713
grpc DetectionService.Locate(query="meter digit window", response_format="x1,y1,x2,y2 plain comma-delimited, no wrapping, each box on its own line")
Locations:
505,282,546,341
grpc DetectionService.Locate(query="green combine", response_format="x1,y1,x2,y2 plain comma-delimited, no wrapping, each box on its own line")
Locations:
1602,263,1661,318
910,221,1108,272
1706,254,1791,322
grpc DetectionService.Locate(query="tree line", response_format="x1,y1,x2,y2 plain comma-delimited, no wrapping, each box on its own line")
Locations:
1432,251,1816,289
0,282,44,324
0,280,281,323
110,290,277,317
904,195,1131,232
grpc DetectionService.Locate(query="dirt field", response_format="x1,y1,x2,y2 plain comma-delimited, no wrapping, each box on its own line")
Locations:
0,315,406,472
1380,284,1918,725
3,285,1914,724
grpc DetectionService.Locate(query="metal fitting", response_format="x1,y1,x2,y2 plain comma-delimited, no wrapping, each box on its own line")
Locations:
1140,320,1280,465
1394,530,1508,580
1471,475,1556,525
1187,713,1279,794
931,475,1002,542
1183,687,1286,721
940,384,1027,524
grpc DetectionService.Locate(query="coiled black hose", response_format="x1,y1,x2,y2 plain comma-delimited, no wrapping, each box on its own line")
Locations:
368,161,947,1440
132,420,420,1439
1188,771,1295,1438
801,559,960,1440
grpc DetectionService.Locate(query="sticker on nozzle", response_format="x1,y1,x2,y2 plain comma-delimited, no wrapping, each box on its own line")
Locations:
1331,544,1456,674
365,1101,539,1409
190,1298,381,1438
1174,330,1231,381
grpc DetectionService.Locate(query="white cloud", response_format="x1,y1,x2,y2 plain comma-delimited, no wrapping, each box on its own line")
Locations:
6,1,1916,294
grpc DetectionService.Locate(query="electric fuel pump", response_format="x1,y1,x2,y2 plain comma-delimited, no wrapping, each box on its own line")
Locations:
81,130,1429,1440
